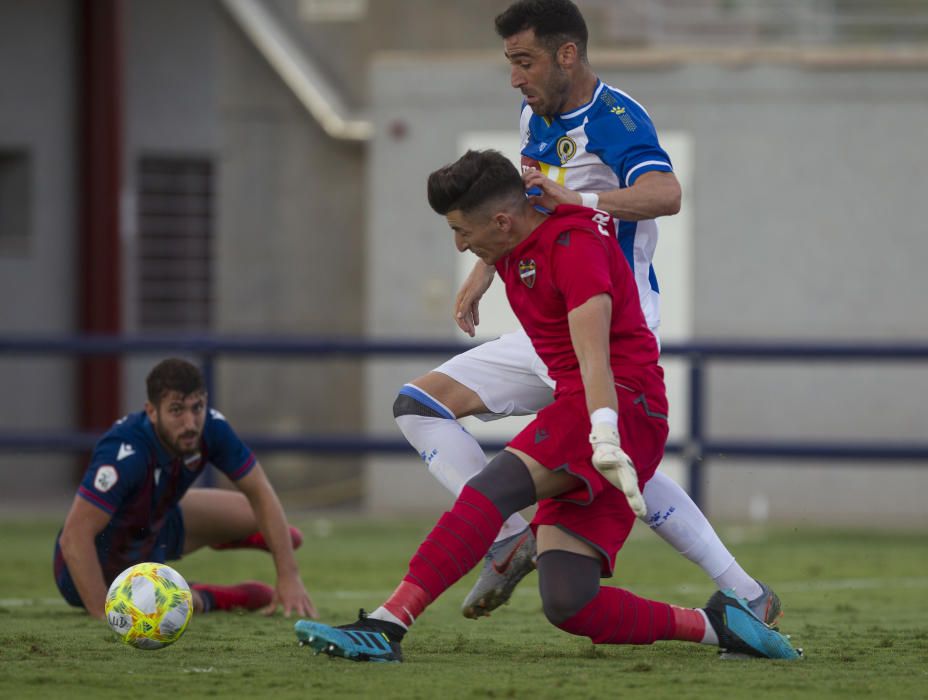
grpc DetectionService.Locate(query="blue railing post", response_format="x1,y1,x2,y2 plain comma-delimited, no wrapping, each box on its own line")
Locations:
199,353,217,487
201,353,216,405
687,353,706,510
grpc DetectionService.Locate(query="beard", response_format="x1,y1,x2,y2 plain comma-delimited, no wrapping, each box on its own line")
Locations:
155,423,201,457
529,66,571,116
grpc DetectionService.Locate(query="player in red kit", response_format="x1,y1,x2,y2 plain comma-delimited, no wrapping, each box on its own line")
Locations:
295,150,800,663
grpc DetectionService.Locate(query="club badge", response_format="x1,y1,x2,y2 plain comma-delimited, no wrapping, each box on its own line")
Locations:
519,259,536,288
94,465,118,492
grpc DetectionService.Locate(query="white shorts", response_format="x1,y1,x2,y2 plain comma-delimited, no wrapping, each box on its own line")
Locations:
434,330,553,421
433,328,661,422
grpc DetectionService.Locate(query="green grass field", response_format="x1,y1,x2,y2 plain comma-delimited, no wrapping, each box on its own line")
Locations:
1,515,927,700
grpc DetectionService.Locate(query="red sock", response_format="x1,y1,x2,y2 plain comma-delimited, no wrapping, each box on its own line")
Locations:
382,581,433,627
387,485,502,622
556,586,676,644
670,605,708,642
191,581,274,612
210,526,303,552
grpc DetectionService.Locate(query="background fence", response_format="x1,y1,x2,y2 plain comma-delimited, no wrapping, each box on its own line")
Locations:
3,334,927,510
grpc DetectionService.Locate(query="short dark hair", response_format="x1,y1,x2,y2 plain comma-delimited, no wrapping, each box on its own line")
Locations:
495,0,588,60
427,150,524,217
146,358,206,405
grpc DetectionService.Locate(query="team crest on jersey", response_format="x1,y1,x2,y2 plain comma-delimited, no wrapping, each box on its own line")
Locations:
518,259,537,288
94,465,118,492
556,136,577,164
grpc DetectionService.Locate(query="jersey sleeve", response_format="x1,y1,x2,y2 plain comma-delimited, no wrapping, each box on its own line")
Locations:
203,408,256,481
585,97,673,187
77,434,147,515
550,228,615,312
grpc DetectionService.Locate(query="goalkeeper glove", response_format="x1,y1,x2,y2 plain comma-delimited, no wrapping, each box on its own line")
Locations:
589,422,647,517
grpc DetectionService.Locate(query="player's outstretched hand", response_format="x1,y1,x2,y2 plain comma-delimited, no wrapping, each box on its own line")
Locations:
523,168,583,212
455,260,496,337
263,572,318,619
589,423,647,517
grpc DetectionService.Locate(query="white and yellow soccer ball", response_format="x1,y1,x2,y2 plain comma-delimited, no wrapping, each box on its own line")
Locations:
105,562,193,650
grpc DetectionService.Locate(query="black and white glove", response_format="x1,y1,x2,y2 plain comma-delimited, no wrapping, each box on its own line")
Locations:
589,423,647,517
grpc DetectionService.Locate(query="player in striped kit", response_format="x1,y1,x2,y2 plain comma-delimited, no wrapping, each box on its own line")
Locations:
392,0,782,626
54,358,316,621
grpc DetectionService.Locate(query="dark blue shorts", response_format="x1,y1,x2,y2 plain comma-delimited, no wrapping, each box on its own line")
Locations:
54,505,187,608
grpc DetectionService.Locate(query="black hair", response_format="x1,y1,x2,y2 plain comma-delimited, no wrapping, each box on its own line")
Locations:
495,0,588,60
146,358,206,405
427,150,524,217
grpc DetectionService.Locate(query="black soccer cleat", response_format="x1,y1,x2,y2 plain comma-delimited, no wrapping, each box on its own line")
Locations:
295,609,405,663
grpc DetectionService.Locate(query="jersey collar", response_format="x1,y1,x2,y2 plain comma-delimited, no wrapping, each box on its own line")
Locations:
559,79,605,121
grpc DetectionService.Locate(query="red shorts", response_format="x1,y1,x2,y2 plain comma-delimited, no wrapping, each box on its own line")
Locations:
508,378,668,577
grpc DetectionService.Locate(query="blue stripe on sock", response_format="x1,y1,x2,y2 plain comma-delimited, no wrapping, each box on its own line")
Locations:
398,385,455,420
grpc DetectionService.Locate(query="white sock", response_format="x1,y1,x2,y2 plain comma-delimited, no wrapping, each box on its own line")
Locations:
642,471,759,596
697,609,718,645
395,410,529,542
714,562,763,602
368,606,408,630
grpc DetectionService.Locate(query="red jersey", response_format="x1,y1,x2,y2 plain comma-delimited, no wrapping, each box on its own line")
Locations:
495,204,660,396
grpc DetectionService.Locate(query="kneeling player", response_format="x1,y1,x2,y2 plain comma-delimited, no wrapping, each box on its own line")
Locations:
54,358,317,620
295,151,799,662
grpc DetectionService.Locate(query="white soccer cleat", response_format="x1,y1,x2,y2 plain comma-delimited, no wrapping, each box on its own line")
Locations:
590,423,647,517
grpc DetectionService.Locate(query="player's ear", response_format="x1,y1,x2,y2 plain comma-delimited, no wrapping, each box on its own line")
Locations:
493,212,511,232
557,42,577,69
144,401,157,422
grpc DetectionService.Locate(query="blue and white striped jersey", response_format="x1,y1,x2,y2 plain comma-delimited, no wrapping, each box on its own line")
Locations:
520,80,673,330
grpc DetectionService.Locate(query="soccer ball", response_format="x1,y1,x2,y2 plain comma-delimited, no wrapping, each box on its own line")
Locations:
105,562,193,650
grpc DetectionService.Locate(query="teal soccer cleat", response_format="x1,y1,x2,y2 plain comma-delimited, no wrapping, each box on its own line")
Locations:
705,589,802,660
296,610,404,663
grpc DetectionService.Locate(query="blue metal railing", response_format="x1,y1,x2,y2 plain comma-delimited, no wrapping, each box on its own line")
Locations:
2,334,928,509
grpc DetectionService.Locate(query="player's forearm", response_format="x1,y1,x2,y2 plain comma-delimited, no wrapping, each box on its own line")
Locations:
468,258,495,282
595,173,681,221
568,295,618,414
251,489,300,577
579,356,617,416
59,533,108,619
